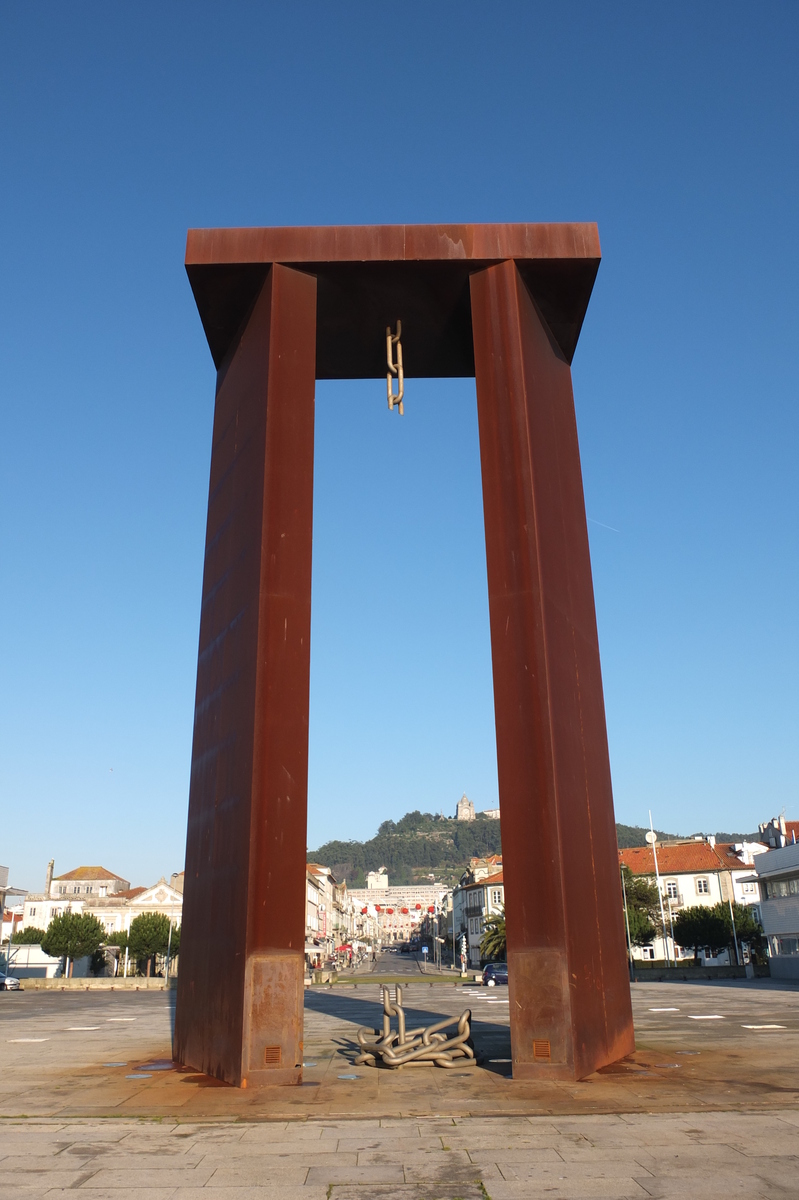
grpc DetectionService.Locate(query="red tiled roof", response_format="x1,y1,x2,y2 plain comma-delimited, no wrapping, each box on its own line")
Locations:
463,871,504,889
53,866,127,882
785,821,799,841
619,841,767,876
619,843,721,875
113,888,147,900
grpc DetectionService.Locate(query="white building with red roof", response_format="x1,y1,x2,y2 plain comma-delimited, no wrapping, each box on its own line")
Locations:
619,837,768,964
19,863,182,942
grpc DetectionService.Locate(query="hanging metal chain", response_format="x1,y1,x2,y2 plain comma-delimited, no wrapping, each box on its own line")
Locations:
386,321,404,415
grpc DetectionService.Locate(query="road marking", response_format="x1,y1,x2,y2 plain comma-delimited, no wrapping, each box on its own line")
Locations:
106,1017,136,1022
688,1015,724,1020
649,1007,679,1012
742,1024,786,1029
8,1038,49,1043
66,1026,102,1030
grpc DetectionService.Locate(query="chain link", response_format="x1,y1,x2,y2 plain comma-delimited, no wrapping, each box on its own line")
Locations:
386,321,404,415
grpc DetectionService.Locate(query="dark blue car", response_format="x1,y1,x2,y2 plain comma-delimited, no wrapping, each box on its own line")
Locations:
482,962,508,986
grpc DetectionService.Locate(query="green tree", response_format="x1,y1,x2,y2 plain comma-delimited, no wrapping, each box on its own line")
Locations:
480,908,506,961
128,913,179,977
673,905,729,962
11,926,46,944
626,906,657,947
41,913,106,975
105,931,129,950
620,867,661,952
712,901,765,964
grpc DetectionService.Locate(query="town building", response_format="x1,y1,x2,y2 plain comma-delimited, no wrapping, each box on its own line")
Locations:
758,815,799,849
49,863,131,899
349,874,450,945
618,837,767,964
467,854,503,882
452,869,504,968
751,841,799,979
482,807,500,820
305,863,357,962
19,864,182,942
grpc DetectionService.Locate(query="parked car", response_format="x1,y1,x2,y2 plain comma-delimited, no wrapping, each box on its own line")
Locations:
482,962,508,987
0,971,21,991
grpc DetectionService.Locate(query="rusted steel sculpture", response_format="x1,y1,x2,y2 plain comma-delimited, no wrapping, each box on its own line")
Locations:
355,986,474,1069
175,223,635,1088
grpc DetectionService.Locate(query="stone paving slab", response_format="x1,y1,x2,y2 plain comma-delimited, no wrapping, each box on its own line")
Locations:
3,981,799,1197
0,1112,796,1198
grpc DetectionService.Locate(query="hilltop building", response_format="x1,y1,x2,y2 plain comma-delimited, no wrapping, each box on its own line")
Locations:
455,794,475,821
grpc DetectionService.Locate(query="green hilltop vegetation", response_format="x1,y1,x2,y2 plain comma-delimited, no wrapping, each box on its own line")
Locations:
308,811,761,886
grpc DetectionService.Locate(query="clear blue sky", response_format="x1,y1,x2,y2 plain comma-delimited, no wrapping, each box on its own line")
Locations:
2,4,797,893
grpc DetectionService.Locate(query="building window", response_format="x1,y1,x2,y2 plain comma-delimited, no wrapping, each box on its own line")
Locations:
696,878,710,895
742,882,756,894
73,886,80,894
59,886,65,895
666,880,678,899
29,906,36,916
491,889,502,905
644,947,655,959
779,937,799,956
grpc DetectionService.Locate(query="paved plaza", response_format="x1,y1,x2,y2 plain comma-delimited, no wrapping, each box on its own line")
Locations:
2,974,799,1197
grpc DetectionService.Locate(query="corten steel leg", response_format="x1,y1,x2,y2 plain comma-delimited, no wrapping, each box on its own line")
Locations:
174,263,317,1087
471,260,634,1081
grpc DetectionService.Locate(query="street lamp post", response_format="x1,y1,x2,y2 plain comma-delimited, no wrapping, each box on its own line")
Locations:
648,811,671,968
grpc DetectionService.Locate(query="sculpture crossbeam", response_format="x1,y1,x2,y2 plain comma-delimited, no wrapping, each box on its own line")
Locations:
355,985,475,1069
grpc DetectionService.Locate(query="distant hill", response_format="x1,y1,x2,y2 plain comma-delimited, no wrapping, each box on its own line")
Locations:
308,810,502,888
309,811,761,884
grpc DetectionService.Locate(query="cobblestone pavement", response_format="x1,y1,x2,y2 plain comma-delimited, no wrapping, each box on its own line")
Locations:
1,1109,799,1199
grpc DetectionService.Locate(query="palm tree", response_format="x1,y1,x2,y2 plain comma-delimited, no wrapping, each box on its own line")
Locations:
480,907,506,961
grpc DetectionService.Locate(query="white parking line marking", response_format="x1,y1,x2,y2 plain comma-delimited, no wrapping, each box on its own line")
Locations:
742,1024,786,1029
688,1015,724,1020
106,1018,136,1022
8,1038,49,1043
66,1026,102,1030
649,1007,679,1012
